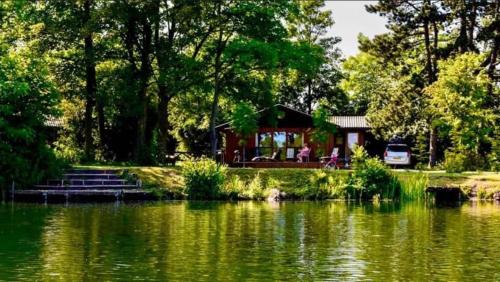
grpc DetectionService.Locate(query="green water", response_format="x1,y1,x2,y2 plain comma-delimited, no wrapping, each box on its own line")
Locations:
0,201,499,281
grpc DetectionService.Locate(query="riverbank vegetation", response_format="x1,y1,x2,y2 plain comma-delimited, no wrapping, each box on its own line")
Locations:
76,161,500,201
1,0,498,187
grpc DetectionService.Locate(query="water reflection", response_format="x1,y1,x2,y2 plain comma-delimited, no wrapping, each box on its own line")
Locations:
0,201,499,281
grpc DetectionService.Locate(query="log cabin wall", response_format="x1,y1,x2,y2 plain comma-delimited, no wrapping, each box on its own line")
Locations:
217,105,370,164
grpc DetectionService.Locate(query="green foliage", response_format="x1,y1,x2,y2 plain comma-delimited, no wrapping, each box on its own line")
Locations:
487,133,500,172
340,52,381,114
351,144,369,169
222,175,246,200
277,0,344,114
346,146,401,200
231,102,259,147
477,187,488,200
308,169,346,199
0,48,62,187
223,173,270,200
311,106,336,144
242,173,268,200
443,150,468,173
426,53,495,152
181,158,227,200
399,173,428,201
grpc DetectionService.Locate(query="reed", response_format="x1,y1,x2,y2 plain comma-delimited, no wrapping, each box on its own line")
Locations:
399,173,428,201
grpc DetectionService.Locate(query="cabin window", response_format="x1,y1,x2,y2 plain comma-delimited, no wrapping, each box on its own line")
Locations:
256,132,273,157
255,131,304,159
286,132,303,159
347,132,359,150
273,132,286,160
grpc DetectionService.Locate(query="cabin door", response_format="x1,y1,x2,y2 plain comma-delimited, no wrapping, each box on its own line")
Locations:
346,132,359,161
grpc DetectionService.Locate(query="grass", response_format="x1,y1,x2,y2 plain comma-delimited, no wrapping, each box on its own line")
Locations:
74,164,500,200
398,173,428,201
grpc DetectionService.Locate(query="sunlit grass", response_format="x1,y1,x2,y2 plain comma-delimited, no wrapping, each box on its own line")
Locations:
75,165,499,200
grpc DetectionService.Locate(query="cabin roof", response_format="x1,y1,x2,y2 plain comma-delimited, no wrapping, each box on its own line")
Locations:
216,104,370,130
329,116,370,129
44,116,64,128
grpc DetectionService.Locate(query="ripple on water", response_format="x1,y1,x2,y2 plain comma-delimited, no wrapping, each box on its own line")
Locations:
0,201,499,281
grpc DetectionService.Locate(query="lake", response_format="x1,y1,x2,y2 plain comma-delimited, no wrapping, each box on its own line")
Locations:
0,201,499,281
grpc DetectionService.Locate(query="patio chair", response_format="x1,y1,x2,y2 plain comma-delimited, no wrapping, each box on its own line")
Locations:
233,150,240,163
251,148,282,162
165,153,180,166
297,148,310,163
320,148,339,169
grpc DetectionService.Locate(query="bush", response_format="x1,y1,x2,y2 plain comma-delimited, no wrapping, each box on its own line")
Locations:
241,173,268,200
181,158,227,200
222,175,245,200
346,146,400,200
443,150,467,173
223,173,272,200
351,144,369,169
309,170,346,199
0,50,62,188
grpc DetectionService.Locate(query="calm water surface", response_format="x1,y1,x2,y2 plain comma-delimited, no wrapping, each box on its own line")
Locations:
0,201,499,281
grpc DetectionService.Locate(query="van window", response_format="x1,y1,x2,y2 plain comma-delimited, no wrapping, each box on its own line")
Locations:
387,145,408,152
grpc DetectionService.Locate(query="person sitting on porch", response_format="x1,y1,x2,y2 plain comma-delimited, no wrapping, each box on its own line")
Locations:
324,147,339,169
296,143,310,162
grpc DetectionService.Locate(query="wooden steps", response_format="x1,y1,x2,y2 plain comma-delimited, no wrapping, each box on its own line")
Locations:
12,168,151,202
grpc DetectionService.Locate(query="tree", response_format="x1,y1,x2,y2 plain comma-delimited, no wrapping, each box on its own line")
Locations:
230,102,258,165
0,48,61,187
206,0,297,158
30,0,103,161
365,0,499,167
340,50,382,115
278,0,344,114
311,106,336,156
365,0,446,167
426,53,497,155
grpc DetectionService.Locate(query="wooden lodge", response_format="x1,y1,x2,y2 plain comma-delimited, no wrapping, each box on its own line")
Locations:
216,104,371,168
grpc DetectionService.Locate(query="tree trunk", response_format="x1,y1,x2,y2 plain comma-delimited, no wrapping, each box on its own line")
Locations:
157,85,173,162
424,0,438,167
96,96,105,150
209,16,225,158
135,19,153,164
423,16,435,82
83,0,96,161
428,125,437,168
487,38,499,100
458,0,469,53
210,69,221,158
432,20,439,74
467,0,477,52
487,1,499,100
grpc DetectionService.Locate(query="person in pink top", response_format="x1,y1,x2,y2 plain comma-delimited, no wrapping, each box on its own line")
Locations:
296,143,310,162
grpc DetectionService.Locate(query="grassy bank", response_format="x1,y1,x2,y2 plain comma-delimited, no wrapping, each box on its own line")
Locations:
76,165,500,200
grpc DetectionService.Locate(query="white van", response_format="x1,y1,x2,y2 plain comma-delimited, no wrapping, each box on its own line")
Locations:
384,144,411,166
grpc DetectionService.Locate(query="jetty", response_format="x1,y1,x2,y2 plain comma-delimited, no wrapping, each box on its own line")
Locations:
11,169,154,202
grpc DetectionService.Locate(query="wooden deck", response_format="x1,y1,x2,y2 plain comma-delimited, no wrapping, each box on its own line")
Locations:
230,161,324,168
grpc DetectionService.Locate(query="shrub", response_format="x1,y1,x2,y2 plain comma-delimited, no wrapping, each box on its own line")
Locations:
240,173,268,200
181,157,227,200
346,146,400,200
443,150,467,173
222,175,245,200
0,49,62,188
309,170,346,199
477,187,488,200
351,144,369,169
